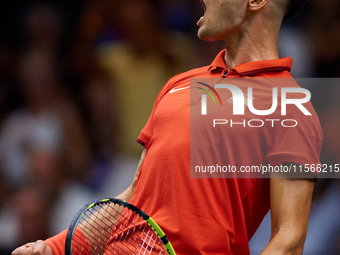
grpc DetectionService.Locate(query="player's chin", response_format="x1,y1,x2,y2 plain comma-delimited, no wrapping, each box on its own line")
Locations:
197,29,219,42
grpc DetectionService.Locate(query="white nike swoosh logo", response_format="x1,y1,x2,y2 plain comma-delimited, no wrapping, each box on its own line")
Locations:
169,86,190,94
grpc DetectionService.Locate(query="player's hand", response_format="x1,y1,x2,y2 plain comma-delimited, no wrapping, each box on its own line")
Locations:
12,240,53,255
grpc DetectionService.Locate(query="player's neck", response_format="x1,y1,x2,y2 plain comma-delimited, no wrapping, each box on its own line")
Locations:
223,25,280,69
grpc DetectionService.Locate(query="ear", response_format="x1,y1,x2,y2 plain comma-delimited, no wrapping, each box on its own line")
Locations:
248,0,270,11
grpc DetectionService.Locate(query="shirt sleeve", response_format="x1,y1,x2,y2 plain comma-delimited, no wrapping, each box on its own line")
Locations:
45,229,67,255
137,74,180,148
265,96,324,174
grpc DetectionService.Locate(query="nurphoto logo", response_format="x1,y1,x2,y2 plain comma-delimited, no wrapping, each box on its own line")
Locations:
200,84,311,116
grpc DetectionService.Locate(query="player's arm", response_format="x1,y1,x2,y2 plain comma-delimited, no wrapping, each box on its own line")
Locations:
12,149,146,255
115,148,146,202
260,172,315,255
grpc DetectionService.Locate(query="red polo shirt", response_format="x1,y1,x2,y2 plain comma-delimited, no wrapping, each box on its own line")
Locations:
45,50,323,255
131,50,323,254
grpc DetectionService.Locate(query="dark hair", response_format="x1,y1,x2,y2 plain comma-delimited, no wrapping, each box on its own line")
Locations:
284,0,310,18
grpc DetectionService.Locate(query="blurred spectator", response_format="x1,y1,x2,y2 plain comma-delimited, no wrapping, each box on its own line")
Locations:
66,0,197,157
0,43,22,125
303,179,340,254
11,185,51,245
27,145,97,235
335,231,340,254
94,0,194,157
21,3,65,55
80,72,119,191
319,106,340,165
160,0,195,33
304,0,340,77
0,49,90,187
82,74,117,156
0,172,18,253
278,24,314,77
65,0,114,82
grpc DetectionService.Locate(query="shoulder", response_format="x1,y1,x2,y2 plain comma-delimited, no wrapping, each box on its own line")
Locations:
162,65,213,92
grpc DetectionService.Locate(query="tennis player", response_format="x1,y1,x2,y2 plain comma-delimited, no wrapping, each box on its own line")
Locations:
12,0,323,254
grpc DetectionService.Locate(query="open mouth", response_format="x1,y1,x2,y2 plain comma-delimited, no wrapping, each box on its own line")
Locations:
197,0,206,26
200,0,206,14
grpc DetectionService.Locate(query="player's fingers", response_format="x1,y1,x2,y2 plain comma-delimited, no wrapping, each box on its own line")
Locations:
32,240,52,255
12,243,35,255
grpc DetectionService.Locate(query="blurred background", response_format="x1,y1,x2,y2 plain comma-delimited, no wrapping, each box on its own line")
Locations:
0,0,339,254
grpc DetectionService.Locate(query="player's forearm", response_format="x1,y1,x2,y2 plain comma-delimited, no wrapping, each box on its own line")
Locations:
260,229,306,255
115,183,134,202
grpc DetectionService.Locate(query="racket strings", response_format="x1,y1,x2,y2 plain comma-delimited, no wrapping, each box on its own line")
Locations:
72,202,167,255
106,206,162,254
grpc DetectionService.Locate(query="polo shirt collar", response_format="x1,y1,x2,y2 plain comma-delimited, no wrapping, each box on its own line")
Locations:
208,49,292,76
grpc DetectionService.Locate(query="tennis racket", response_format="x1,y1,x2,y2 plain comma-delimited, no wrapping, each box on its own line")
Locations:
65,198,176,255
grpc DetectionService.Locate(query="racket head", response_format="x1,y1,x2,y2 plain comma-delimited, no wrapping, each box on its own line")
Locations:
65,198,175,255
